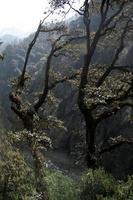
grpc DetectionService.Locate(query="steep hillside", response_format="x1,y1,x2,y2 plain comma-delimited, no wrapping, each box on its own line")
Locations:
0,16,132,178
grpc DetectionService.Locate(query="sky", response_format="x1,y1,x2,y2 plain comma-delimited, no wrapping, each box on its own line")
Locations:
0,0,48,34
0,0,83,36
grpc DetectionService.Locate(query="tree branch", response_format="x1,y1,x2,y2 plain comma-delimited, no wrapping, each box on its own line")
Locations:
34,34,80,112
100,21,117,36
40,25,66,33
68,2,84,15
111,66,133,73
17,11,54,90
11,105,23,119
96,19,131,87
96,98,133,124
103,1,125,29
99,136,133,155
48,71,80,90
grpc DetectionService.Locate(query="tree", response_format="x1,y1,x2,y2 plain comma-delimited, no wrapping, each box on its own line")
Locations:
9,10,81,199
49,0,133,167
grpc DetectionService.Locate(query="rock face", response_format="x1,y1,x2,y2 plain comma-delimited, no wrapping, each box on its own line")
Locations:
55,83,85,151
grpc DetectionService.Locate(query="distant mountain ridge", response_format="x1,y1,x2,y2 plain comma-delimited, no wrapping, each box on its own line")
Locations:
0,34,19,44
0,27,30,39
0,27,32,50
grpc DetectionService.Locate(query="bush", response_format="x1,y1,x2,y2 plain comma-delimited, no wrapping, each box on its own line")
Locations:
80,168,133,200
115,176,133,200
1,132,133,200
45,170,80,200
80,168,117,200
0,148,36,200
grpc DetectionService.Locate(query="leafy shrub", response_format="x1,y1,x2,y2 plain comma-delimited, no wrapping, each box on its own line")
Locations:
80,168,133,200
80,168,117,200
0,148,36,200
115,176,133,200
45,170,80,200
1,132,133,200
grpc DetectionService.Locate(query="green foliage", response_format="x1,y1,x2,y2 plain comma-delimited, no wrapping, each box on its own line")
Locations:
0,148,36,200
8,130,52,151
115,176,133,200
0,144,133,200
80,168,133,200
45,170,80,200
80,168,116,200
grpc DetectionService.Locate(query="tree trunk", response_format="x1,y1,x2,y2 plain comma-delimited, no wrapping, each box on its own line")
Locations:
31,145,49,200
22,112,49,200
2,175,9,200
85,118,97,168
78,53,97,168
